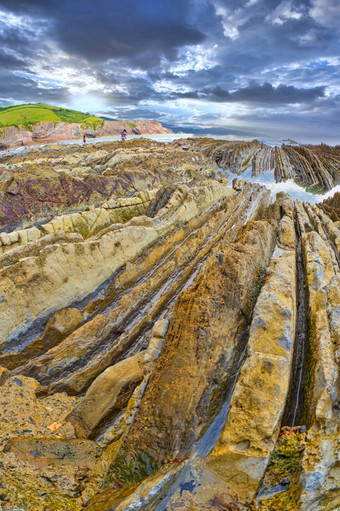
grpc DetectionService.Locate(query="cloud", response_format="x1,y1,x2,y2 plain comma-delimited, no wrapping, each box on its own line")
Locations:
266,1,304,25
0,49,27,70
213,1,251,40
0,71,70,104
0,0,339,144
309,0,340,30
0,0,205,67
175,83,326,104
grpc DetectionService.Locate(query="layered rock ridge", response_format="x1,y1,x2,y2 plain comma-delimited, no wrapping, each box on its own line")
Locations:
0,139,339,510
206,207,297,499
187,138,340,191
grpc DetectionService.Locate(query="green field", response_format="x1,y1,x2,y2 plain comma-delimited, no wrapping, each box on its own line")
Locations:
0,103,104,130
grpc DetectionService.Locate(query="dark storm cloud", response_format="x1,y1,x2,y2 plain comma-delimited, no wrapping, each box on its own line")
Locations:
175,83,326,104
0,0,205,67
0,0,48,15
0,0,337,84
94,67,160,104
0,50,27,70
0,71,70,104
190,0,338,79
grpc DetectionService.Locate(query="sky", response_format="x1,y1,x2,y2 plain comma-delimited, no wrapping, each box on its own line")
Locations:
0,0,339,144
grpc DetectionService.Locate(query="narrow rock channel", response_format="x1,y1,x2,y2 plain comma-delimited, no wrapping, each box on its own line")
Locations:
282,206,310,427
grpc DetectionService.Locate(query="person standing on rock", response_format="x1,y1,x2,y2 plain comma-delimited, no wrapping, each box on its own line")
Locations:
120,129,127,141
83,135,86,144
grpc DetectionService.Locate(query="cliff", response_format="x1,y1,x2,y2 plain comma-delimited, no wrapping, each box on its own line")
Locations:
0,138,339,510
0,103,170,148
0,119,170,148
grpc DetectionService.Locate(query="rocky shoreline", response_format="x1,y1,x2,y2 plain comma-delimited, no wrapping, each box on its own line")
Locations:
0,138,339,510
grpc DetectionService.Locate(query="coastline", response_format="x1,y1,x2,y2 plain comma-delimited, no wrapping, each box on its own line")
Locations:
0,119,171,151
1,133,339,206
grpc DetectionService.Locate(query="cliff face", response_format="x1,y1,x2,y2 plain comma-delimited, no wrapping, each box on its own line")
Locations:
0,119,170,148
0,138,339,511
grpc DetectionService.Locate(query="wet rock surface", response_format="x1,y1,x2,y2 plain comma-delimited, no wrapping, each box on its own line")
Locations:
190,138,340,191
0,138,339,510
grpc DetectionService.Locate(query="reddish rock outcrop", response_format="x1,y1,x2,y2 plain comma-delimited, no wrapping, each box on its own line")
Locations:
0,119,170,147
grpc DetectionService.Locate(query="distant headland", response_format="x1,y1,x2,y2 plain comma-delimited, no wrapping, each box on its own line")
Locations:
0,103,170,149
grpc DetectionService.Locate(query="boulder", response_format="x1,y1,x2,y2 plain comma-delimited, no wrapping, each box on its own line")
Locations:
152,319,169,339
68,353,144,439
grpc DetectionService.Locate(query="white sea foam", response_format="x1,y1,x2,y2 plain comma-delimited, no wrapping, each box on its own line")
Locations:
256,179,325,204
321,184,340,200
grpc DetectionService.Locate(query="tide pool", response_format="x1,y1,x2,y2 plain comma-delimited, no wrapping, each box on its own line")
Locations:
224,167,340,204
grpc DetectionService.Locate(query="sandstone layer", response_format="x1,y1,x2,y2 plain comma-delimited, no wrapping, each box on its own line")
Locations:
0,138,339,510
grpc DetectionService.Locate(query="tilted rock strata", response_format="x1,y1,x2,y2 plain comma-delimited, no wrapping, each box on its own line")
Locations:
105,218,276,487
186,138,340,190
207,212,297,501
0,191,157,253
0,180,229,346
0,138,217,229
0,307,83,371
319,191,340,225
254,200,340,511
295,202,340,511
0,138,339,510
14,185,262,396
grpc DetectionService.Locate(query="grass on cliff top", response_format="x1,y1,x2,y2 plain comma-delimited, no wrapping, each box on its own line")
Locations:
0,103,104,131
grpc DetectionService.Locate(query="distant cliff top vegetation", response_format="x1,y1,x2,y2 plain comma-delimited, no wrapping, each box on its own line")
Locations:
0,103,104,131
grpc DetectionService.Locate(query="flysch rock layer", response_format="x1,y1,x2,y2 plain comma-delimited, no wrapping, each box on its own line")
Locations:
0,179,229,346
254,200,340,511
0,138,339,511
206,210,297,501
295,201,340,511
185,138,340,190
104,217,277,484
13,183,264,397
0,138,216,229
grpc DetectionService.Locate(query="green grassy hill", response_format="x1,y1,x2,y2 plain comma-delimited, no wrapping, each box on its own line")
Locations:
0,103,104,131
